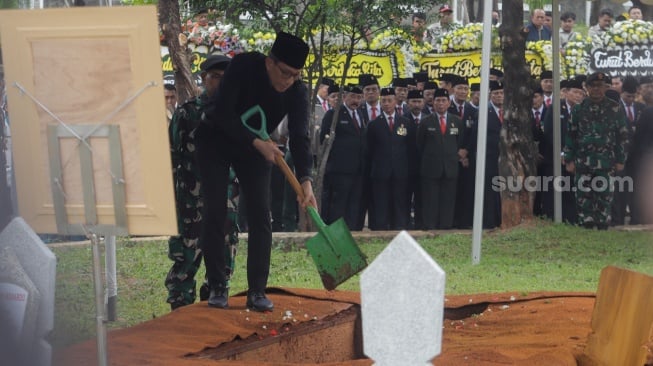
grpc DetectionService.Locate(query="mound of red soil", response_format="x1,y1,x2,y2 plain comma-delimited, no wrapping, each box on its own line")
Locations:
54,288,595,365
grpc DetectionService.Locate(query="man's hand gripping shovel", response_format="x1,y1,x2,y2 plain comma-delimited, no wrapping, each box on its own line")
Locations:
241,106,367,290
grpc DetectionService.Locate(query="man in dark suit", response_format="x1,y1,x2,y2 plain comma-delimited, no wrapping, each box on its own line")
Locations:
470,80,503,229
541,78,585,224
531,86,547,216
613,76,645,225
405,89,426,229
366,87,416,230
319,85,366,230
358,74,381,125
357,74,380,227
417,88,465,229
448,76,475,228
629,106,653,224
196,32,316,312
393,77,410,116
422,81,437,115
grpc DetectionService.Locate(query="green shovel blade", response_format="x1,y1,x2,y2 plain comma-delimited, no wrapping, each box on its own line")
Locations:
305,216,367,290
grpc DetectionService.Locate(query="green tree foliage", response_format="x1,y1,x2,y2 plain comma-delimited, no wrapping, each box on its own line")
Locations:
0,0,18,9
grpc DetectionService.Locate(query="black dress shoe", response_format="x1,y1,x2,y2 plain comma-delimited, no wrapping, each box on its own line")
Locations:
199,282,210,302
208,287,229,308
246,291,274,312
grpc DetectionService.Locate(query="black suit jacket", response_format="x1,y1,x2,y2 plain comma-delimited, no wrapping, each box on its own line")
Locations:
357,102,380,126
621,100,646,155
417,112,464,179
628,106,653,173
470,105,502,177
455,102,479,151
531,105,547,154
320,107,366,175
542,100,571,167
366,114,416,180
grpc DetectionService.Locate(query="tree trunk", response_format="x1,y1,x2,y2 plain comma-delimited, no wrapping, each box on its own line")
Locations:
498,0,538,228
158,0,197,104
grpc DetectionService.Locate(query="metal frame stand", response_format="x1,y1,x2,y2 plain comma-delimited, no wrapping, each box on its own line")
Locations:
47,123,128,366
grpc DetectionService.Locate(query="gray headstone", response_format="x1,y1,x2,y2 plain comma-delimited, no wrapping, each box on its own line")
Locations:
360,231,445,366
0,217,56,366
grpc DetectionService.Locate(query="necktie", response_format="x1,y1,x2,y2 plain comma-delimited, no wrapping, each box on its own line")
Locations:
459,104,464,118
371,106,377,119
498,108,504,124
322,100,328,111
396,105,403,116
388,116,394,131
626,104,634,123
534,110,541,128
415,116,420,125
440,115,447,134
352,111,360,132
545,97,551,107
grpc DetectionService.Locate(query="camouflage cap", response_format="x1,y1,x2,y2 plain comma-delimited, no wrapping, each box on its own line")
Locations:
586,72,610,85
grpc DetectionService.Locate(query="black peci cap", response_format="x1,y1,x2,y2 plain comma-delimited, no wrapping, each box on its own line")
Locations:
359,74,379,87
270,31,309,69
380,87,395,96
434,88,449,98
407,89,423,99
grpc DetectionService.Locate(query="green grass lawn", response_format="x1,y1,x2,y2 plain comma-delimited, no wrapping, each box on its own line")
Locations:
49,221,653,349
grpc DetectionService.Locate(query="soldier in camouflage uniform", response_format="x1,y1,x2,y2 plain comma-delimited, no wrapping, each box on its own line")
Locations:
165,55,238,310
563,72,629,230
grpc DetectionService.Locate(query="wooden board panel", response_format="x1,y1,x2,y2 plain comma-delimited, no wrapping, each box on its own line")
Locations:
0,6,176,235
583,266,653,366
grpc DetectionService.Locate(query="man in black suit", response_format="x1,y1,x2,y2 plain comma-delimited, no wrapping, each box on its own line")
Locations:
448,76,475,228
470,80,503,229
541,78,585,224
196,32,316,312
417,88,465,229
358,74,381,125
319,85,366,230
366,87,416,230
614,76,645,225
405,89,426,229
357,74,380,227
422,81,437,115
531,86,547,216
393,77,410,116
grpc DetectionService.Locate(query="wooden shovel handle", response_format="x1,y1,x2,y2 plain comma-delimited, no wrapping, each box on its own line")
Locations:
274,153,305,202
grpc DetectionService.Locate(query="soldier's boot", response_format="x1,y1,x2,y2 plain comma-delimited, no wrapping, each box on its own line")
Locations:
199,282,210,302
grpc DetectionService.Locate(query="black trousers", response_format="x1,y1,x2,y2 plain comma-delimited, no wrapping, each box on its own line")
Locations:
322,172,364,230
195,124,272,292
369,175,409,230
421,175,457,229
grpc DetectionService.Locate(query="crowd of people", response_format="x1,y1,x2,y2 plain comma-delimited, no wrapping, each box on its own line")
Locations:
314,68,653,232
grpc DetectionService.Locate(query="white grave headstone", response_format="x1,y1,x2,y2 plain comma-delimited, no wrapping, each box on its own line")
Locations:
360,231,445,366
0,217,56,366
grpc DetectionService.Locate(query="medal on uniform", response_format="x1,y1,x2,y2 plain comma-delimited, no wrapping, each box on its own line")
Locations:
397,124,407,136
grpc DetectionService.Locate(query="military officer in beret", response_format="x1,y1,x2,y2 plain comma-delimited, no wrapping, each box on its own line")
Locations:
196,32,316,311
165,54,239,310
564,72,629,229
